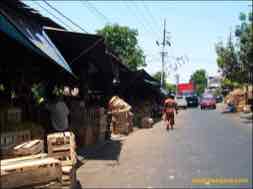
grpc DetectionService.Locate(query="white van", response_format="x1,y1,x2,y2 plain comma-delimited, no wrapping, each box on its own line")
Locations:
175,95,187,109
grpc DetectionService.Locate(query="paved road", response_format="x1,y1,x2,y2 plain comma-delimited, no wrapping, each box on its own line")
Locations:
76,106,252,188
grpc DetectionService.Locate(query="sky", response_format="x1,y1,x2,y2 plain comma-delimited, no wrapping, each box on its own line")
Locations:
25,0,252,84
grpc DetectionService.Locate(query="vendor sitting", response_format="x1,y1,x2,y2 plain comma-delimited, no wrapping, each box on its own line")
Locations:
223,99,236,113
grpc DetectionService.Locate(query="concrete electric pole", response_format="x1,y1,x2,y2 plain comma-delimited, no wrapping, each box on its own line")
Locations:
156,19,171,88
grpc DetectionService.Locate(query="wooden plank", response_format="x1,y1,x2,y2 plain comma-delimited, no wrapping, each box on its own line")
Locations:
13,140,44,156
0,158,62,189
1,153,48,166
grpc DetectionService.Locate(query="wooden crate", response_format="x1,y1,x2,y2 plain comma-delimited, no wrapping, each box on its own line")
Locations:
99,115,107,133
13,139,44,156
84,126,95,146
1,130,31,159
6,108,22,124
61,166,76,189
0,157,62,189
47,132,75,147
47,132,76,166
31,166,76,189
1,130,31,149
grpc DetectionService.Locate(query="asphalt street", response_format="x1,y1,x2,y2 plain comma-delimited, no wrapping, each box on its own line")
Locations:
77,106,252,188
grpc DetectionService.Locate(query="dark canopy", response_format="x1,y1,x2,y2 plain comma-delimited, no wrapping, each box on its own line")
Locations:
44,27,114,94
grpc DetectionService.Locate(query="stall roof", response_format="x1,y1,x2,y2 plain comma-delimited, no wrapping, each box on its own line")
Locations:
0,0,73,75
44,27,110,73
44,27,117,92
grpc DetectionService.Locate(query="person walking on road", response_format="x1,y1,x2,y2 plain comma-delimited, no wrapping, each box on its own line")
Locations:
163,95,178,130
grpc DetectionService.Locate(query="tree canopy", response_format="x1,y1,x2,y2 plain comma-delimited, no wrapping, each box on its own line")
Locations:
190,69,207,95
152,71,165,85
152,71,176,93
97,24,146,71
215,11,253,87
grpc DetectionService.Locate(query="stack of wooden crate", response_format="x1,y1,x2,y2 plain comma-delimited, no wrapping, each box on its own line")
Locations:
82,107,100,146
47,132,77,189
0,154,62,189
111,111,132,135
108,96,133,135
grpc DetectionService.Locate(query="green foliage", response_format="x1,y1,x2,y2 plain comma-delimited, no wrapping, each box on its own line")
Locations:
97,24,146,70
221,78,240,89
152,71,175,93
152,71,165,85
190,69,207,95
215,35,244,83
216,11,253,85
165,83,176,93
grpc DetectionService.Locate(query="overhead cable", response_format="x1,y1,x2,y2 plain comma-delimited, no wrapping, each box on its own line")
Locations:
42,0,88,33
32,1,74,31
81,1,110,24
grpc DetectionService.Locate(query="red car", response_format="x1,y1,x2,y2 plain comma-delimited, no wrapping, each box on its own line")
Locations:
200,96,216,109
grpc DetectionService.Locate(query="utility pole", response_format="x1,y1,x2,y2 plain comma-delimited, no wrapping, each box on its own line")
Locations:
156,19,170,88
161,19,166,88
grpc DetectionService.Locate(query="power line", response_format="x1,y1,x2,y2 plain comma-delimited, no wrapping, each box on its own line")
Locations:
38,1,146,70
139,1,161,37
122,1,158,42
81,1,110,24
32,1,74,31
131,1,160,39
42,0,88,33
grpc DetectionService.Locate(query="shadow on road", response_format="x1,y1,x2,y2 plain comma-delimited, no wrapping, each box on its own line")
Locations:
76,139,123,162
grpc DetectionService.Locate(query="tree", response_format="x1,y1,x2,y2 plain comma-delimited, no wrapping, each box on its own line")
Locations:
215,34,243,83
97,24,146,70
235,12,253,84
165,83,176,93
152,71,176,93
215,11,252,86
190,69,207,95
152,71,165,85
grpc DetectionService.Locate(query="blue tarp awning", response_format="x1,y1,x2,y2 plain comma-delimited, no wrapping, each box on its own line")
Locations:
0,5,73,75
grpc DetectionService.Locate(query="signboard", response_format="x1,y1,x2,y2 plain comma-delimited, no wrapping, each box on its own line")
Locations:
177,83,195,94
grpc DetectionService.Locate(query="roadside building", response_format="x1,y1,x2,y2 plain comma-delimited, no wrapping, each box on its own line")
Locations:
206,76,222,94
